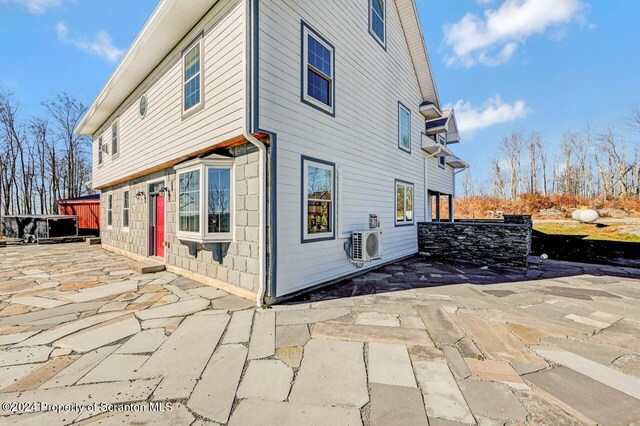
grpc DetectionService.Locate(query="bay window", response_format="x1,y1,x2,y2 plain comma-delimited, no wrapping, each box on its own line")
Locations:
395,180,414,226
175,157,234,242
302,156,335,242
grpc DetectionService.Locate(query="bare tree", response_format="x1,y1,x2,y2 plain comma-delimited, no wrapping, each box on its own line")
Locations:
501,130,524,199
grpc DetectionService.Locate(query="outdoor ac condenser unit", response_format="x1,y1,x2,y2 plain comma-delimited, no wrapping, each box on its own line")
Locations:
351,230,382,263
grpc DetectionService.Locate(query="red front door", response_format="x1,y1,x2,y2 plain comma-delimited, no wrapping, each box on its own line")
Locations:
155,195,165,258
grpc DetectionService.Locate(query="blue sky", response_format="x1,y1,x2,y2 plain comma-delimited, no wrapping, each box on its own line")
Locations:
1,0,639,183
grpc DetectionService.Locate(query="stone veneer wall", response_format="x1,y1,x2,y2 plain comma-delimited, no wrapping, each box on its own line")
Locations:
417,219,532,268
100,143,261,293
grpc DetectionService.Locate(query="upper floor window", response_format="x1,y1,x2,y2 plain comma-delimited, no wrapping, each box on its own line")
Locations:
122,189,130,230
302,156,335,242
437,134,447,169
183,39,203,113
302,23,335,116
370,0,386,47
175,157,235,242
98,136,103,165
107,194,113,228
111,120,119,157
395,180,414,226
398,103,411,153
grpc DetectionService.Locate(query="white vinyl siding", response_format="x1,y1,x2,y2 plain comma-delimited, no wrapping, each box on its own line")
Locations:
259,0,432,296
92,0,244,188
427,157,454,195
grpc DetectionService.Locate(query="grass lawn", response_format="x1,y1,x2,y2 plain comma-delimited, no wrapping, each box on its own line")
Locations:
534,222,640,243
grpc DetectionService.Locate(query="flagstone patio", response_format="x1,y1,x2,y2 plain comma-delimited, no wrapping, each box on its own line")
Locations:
1,243,640,425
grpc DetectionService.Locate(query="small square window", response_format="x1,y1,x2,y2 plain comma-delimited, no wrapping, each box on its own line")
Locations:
302,23,335,116
370,0,386,47
395,181,414,226
398,103,411,153
302,156,335,242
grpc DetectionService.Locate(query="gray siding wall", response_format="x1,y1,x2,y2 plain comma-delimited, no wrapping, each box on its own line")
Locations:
258,0,448,296
92,0,245,189
100,146,261,293
427,158,454,195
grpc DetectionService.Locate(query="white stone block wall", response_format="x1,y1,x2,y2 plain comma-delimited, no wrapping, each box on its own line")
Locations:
100,144,261,293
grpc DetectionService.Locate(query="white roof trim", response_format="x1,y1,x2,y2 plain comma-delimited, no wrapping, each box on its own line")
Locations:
395,0,441,108
75,0,215,136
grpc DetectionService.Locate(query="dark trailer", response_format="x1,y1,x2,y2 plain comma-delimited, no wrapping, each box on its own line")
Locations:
1,215,79,243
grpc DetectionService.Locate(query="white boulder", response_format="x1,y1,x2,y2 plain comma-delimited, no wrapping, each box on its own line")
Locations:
579,209,599,223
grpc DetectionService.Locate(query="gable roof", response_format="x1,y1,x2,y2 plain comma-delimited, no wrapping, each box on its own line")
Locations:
76,0,442,136
395,0,441,109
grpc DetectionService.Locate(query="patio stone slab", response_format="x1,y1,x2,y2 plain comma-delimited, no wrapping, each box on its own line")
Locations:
15,311,128,347
26,313,78,326
0,301,106,327
275,346,304,369
115,328,166,354
0,364,41,390
188,344,247,423
541,336,628,364
355,312,400,327
524,366,640,426
506,322,553,344
135,314,229,400
10,296,68,309
275,324,309,349
414,361,475,424
3,356,78,392
134,297,209,320
62,280,138,303
534,348,640,399
248,310,275,360
443,346,470,380
40,345,118,389
188,286,227,300
81,402,194,425
210,295,255,311
0,330,39,346
276,307,351,325
140,316,183,330
0,346,52,367
78,354,148,384
369,383,428,426
222,310,253,344
415,305,465,345
290,339,368,408
54,315,141,353
458,380,527,422
229,399,362,426
312,322,433,346
514,389,586,426
237,360,293,401
464,358,525,387
592,319,640,353
368,342,416,388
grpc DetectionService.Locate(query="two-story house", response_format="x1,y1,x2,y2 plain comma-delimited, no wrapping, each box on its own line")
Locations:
75,0,467,305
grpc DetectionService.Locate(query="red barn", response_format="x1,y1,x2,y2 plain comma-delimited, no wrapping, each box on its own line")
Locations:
57,194,100,236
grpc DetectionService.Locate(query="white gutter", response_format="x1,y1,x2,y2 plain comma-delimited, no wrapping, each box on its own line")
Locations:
242,0,267,307
423,146,442,222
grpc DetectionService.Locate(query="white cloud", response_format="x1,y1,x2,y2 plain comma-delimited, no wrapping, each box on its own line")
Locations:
56,21,124,63
444,0,584,67
449,96,530,134
0,0,63,14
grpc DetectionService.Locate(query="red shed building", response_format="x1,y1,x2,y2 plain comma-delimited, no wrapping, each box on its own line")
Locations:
57,194,100,236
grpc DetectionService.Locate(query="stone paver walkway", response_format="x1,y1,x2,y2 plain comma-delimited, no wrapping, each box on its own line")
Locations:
1,243,640,425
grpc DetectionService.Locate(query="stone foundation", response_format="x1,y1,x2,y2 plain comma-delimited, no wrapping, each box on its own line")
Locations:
417,220,532,268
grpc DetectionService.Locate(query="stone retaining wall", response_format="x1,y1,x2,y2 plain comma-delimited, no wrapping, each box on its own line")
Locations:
417,220,532,268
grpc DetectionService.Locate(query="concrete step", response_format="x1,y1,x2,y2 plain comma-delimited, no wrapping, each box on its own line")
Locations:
131,261,166,274
86,237,102,245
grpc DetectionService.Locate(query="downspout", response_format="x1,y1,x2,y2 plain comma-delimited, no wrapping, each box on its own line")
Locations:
423,145,442,222
242,0,267,307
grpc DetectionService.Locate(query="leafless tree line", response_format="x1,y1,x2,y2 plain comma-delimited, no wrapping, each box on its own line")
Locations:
462,109,640,201
0,91,92,216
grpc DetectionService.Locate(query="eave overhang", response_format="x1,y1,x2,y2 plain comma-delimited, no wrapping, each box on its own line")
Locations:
421,133,452,156
446,155,470,169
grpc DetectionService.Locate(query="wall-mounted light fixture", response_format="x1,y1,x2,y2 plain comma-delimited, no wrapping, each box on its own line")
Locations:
135,191,146,201
159,186,169,196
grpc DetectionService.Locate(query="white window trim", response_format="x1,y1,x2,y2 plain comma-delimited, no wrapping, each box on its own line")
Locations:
302,25,334,115
369,0,386,47
122,188,130,232
97,136,103,166
398,103,411,153
139,93,148,119
395,181,414,226
107,194,113,229
182,37,204,116
174,157,235,243
111,118,119,159
302,157,335,242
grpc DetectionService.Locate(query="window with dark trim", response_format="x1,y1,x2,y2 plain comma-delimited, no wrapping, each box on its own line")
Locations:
107,194,113,228
302,156,335,242
395,180,414,226
369,0,386,47
398,103,411,152
301,23,335,115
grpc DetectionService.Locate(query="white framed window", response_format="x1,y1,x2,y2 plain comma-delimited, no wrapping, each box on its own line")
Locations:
395,180,414,226
437,134,447,169
122,189,130,231
107,194,113,228
97,136,103,165
302,23,335,116
302,156,335,242
111,119,119,158
369,0,386,47
398,103,411,153
182,38,203,114
175,157,235,243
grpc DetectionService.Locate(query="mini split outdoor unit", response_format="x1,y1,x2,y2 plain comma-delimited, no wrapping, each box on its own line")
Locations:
351,230,382,263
